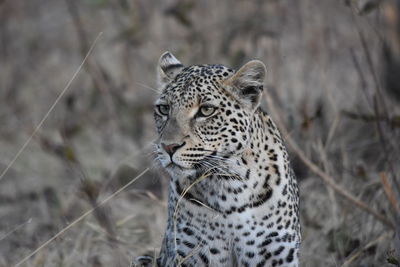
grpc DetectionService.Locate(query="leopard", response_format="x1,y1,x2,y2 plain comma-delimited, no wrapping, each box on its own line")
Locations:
133,52,301,267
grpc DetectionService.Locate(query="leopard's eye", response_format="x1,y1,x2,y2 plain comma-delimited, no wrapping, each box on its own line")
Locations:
156,104,170,116
198,106,216,117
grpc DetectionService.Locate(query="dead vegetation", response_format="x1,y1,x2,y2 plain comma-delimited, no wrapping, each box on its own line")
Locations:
0,0,399,266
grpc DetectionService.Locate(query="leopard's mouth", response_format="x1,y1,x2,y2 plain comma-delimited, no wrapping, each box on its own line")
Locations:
165,161,184,170
158,146,224,171
164,157,193,170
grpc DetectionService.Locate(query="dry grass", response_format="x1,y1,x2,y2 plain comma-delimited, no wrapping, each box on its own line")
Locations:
0,0,399,266
172,169,218,266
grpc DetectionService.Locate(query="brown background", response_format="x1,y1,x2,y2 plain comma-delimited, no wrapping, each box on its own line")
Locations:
0,0,399,266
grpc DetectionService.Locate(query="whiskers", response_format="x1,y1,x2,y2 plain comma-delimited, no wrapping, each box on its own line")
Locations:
135,82,159,93
150,145,243,181
199,153,242,180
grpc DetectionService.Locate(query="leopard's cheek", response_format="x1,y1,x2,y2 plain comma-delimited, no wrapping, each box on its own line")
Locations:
193,125,222,152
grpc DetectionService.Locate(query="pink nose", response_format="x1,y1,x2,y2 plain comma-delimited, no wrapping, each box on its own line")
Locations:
162,142,185,157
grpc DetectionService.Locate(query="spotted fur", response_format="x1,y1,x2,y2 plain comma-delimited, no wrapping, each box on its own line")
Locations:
135,52,301,267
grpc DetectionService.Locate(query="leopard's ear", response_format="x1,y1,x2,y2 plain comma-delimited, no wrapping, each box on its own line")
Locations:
157,52,184,88
224,60,266,111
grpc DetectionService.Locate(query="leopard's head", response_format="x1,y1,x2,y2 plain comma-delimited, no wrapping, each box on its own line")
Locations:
154,52,266,175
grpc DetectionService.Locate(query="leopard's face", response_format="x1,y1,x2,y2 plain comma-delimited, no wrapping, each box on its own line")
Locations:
155,65,251,172
154,52,266,175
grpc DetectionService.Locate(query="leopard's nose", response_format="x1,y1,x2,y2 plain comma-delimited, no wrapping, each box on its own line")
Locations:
162,142,186,157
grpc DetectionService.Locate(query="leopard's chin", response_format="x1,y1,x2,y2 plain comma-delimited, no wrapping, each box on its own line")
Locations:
163,162,197,176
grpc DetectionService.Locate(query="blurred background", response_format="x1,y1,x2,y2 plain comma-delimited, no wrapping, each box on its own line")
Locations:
0,0,400,266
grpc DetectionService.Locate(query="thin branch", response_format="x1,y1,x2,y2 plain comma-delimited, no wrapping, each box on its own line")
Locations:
65,0,118,122
14,168,149,267
0,218,32,242
264,93,395,229
352,12,389,119
380,172,400,214
374,98,400,197
0,32,103,182
351,12,400,197
341,231,393,267
342,110,400,128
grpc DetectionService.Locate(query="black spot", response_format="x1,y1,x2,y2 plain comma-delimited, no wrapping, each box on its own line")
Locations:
246,240,255,245
210,248,220,254
266,232,279,238
258,248,266,255
251,189,273,207
273,246,285,256
177,250,186,257
199,253,209,265
258,239,272,248
183,227,194,236
286,248,295,263
256,231,265,237
285,220,291,229
245,251,255,258
237,205,247,213
245,169,251,179
183,240,195,249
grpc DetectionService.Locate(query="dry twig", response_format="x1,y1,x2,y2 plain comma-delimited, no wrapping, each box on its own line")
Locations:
341,231,393,267
264,93,395,229
14,168,149,267
380,172,400,214
0,32,103,182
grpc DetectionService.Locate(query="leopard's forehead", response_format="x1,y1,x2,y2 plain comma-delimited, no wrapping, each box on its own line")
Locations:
160,64,235,106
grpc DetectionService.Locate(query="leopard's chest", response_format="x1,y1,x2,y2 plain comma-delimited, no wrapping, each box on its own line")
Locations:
164,193,299,266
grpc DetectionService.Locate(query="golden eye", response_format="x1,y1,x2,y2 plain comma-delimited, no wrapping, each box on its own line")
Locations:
157,104,170,116
198,106,216,117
